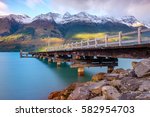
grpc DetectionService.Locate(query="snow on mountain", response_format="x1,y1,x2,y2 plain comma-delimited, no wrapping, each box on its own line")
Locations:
34,12,147,28
0,12,147,28
33,12,119,24
61,12,100,24
119,16,144,27
33,12,62,23
0,14,32,23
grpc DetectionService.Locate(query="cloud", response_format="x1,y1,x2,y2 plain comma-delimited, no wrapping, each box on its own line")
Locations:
26,0,43,8
0,1,10,15
50,0,150,21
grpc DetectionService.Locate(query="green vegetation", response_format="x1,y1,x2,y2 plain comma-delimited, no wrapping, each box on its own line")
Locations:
0,34,24,42
36,47,48,52
72,33,106,40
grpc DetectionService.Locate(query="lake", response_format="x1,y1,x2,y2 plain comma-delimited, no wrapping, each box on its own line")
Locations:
0,52,141,100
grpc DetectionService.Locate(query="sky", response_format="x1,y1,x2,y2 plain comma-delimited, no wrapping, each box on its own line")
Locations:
0,0,150,22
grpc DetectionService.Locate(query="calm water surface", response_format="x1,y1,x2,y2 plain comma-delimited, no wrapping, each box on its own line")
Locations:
0,52,141,100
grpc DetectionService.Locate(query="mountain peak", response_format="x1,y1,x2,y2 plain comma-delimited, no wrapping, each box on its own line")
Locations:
63,12,71,18
76,12,90,17
0,14,31,23
33,12,62,23
120,15,144,27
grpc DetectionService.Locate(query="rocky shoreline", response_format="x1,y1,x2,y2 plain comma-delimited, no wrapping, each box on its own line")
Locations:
48,58,150,100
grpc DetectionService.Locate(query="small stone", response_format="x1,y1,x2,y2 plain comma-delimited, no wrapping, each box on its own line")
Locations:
102,86,121,100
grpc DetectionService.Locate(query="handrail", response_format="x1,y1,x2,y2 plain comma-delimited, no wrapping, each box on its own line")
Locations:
47,27,150,51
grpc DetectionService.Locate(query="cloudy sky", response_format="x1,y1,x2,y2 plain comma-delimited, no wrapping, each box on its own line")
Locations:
0,0,150,22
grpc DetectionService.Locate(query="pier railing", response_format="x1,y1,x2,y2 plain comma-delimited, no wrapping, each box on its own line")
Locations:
48,27,150,51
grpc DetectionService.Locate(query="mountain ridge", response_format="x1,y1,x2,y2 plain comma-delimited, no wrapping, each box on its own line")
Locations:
0,12,146,27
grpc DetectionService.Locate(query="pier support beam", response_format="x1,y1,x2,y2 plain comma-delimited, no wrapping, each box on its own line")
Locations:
107,66,114,73
48,58,52,63
20,50,22,58
42,57,46,60
57,61,61,67
78,67,84,76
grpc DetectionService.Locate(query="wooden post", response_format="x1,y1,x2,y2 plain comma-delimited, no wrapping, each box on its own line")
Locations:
78,67,84,76
71,43,74,49
105,35,108,47
76,42,78,48
95,38,97,48
119,31,122,46
48,58,51,63
81,41,83,48
57,62,61,67
20,50,22,58
87,39,90,48
138,27,142,44
107,66,114,73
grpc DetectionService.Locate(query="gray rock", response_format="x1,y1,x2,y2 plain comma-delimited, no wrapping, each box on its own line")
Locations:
67,86,90,100
102,86,121,100
136,92,150,100
139,80,150,92
120,77,142,92
88,80,108,90
119,92,141,100
134,59,150,77
90,96,105,100
104,74,120,81
110,80,121,88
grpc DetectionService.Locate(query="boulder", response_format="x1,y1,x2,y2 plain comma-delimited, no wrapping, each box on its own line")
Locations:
134,59,150,77
48,91,61,99
112,68,131,78
88,80,108,90
92,73,105,82
88,80,108,99
112,68,126,74
102,86,121,100
67,86,90,100
90,96,105,100
109,80,121,88
104,74,120,81
48,83,83,100
120,77,142,92
138,80,150,92
132,61,138,69
136,92,150,100
119,91,141,100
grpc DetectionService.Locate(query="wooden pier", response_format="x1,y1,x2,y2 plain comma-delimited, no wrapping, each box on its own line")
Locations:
26,27,150,76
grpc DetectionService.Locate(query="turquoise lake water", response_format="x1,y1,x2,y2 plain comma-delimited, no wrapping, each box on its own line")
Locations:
0,52,141,100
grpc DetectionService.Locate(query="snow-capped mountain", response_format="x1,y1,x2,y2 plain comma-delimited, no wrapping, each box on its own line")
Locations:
34,12,146,27
0,12,147,27
119,16,144,27
33,12,62,23
0,14,31,23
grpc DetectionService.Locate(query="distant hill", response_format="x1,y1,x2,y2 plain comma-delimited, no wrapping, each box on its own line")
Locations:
0,12,148,51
